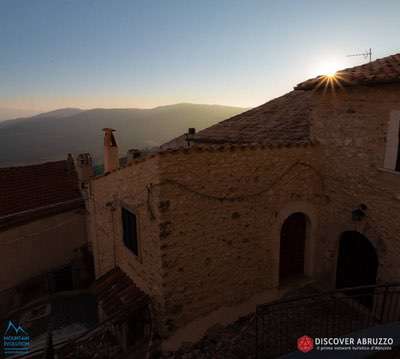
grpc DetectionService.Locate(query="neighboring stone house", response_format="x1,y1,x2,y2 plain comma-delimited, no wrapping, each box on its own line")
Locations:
89,54,400,348
0,155,94,312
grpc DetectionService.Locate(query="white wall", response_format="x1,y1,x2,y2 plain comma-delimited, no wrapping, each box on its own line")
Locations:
0,210,87,291
384,111,400,171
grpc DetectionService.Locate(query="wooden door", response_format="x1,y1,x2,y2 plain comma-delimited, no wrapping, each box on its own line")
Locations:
336,231,378,308
279,213,307,281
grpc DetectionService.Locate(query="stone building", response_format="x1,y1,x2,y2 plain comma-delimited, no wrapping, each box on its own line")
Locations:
89,54,400,348
0,155,94,313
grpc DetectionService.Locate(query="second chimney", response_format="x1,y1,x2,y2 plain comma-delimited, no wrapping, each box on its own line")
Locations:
103,128,119,173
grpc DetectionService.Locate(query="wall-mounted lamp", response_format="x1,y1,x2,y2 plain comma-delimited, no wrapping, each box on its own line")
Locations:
105,199,118,211
352,204,367,221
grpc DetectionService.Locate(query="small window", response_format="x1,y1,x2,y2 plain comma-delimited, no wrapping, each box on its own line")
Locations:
121,207,139,256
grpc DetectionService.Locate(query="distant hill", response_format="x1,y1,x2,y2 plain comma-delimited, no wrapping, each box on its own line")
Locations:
0,108,41,122
30,107,83,119
0,107,83,127
0,103,246,167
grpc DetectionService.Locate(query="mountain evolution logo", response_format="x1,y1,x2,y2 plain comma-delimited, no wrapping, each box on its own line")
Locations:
5,321,28,335
3,320,30,356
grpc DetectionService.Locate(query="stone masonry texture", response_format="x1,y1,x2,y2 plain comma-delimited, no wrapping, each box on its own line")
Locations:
90,83,400,340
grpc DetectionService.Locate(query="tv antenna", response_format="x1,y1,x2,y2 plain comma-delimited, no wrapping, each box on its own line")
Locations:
347,48,372,62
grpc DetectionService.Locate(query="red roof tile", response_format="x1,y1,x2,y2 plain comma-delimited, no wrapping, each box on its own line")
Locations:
160,90,313,148
295,53,400,90
94,267,149,319
0,159,83,221
161,53,400,149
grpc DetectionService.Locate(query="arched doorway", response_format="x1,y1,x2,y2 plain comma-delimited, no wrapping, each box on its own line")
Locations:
336,231,378,307
279,213,307,281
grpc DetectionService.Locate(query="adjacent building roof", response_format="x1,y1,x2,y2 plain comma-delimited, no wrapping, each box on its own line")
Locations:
295,53,400,90
0,159,84,228
94,267,149,320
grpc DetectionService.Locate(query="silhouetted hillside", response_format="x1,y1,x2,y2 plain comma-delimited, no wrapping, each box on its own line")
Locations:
0,108,41,122
0,104,246,166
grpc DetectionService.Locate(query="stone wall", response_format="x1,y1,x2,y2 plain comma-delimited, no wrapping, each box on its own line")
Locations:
90,83,400,340
0,209,87,291
312,84,400,285
90,156,165,321
156,144,322,334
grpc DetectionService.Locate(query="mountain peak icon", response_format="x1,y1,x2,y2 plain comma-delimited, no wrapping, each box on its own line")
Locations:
5,321,27,335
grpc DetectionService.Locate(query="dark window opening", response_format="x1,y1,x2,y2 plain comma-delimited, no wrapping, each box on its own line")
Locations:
395,126,400,172
122,207,139,256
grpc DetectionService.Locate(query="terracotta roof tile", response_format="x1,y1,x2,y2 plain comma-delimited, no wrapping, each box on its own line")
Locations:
94,267,148,319
160,52,400,150
160,90,313,148
0,160,83,220
295,53,400,90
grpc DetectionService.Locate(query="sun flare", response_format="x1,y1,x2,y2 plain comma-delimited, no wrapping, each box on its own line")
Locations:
309,58,350,91
324,70,337,77
315,58,346,78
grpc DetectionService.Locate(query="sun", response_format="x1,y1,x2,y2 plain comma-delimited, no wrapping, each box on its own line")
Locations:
324,69,337,77
309,57,349,91
314,58,346,78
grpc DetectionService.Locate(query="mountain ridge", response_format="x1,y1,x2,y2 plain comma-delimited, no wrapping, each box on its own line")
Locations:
0,103,247,167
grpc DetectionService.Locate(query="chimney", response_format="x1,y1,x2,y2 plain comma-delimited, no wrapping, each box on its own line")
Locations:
66,153,75,173
126,148,141,164
103,128,119,173
76,153,94,185
185,128,196,147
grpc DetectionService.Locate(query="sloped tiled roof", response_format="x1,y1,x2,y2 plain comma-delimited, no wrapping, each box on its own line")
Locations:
158,133,188,150
295,53,400,90
160,90,314,149
94,267,149,320
0,159,83,226
160,53,400,150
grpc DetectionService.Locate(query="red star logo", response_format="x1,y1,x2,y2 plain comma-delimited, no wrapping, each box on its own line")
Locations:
297,335,314,353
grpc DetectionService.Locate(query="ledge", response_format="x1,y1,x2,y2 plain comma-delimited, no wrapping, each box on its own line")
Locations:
377,167,400,177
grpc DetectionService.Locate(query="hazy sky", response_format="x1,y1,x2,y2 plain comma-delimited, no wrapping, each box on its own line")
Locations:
1,0,399,111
